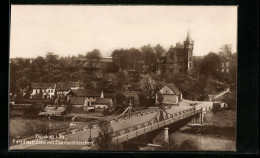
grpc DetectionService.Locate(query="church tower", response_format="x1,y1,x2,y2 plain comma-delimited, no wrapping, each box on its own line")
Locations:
183,29,194,73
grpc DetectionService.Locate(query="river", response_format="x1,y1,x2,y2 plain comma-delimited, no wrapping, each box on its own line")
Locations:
9,116,71,140
139,131,236,151
168,132,235,151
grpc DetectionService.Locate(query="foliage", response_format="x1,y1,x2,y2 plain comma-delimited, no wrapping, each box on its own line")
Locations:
140,44,156,66
113,91,139,108
115,70,129,90
139,74,158,99
199,52,220,78
219,44,232,58
111,44,165,72
86,49,102,62
156,92,163,106
95,120,117,150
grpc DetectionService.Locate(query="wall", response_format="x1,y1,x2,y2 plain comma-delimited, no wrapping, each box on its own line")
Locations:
31,88,55,98
163,95,178,104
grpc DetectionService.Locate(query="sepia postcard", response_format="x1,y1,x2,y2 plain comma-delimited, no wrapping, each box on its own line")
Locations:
9,5,237,151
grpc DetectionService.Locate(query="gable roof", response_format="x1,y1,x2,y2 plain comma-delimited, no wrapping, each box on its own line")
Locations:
93,98,111,104
31,82,56,89
158,83,182,95
93,98,113,107
70,97,86,105
56,82,81,91
166,83,182,95
73,89,101,97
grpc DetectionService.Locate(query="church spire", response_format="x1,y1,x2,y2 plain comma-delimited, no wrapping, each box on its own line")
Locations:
186,28,191,43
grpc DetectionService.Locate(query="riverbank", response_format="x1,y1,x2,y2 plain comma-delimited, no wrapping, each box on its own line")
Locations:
181,109,236,139
148,109,236,151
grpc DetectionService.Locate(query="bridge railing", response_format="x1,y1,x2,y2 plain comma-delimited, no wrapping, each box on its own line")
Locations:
111,107,199,139
111,108,202,144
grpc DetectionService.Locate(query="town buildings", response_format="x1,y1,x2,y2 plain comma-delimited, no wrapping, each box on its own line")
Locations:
70,89,112,111
156,83,183,105
30,82,82,99
31,82,56,99
156,30,194,76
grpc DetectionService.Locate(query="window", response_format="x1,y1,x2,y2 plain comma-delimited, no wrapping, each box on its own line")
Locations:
166,90,167,93
169,53,174,59
189,63,192,68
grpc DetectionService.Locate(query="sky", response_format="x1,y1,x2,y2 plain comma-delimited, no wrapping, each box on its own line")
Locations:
10,5,237,58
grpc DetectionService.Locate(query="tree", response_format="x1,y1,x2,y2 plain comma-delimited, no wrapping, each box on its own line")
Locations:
31,56,46,77
95,120,116,150
113,91,139,109
128,48,142,70
115,70,129,90
44,63,61,81
199,52,220,79
139,74,157,100
16,76,31,98
154,44,166,59
140,44,156,67
111,49,127,71
86,49,102,67
219,44,232,58
157,92,164,107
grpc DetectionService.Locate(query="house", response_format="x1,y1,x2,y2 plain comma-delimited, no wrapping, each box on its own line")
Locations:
70,97,88,111
156,83,183,105
92,98,113,109
31,82,56,99
56,82,82,97
70,90,113,112
73,89,102,107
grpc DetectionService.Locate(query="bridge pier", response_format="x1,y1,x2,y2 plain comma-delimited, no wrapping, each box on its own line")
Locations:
199,113,204,124
164,127,169,143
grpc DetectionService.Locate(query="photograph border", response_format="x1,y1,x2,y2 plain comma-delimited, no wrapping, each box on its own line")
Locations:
0,0,258,157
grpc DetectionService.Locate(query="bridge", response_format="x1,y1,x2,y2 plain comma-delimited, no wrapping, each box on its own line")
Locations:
10,100,213,150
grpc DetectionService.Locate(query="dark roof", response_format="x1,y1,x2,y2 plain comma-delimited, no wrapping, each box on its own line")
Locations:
70,97,86,105
56,82,81,91
66,90,75,95
31,82,55,89
93,98,111,104
83,62,113,69
79,58,113,63
166,83,182,95
73,89,101,97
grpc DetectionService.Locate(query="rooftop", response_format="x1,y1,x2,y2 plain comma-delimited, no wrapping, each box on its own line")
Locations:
73,89,101,97
56,82,81,91
70,97,86,105
31,82,56,89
